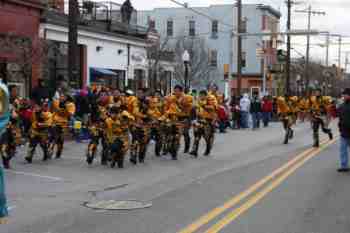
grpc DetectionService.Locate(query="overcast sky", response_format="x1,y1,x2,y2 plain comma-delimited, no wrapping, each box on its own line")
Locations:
96,0,350,69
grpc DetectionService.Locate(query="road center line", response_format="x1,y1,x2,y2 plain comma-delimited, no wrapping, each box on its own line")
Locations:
6,170,64,181
204,139,337,233
177,138,330,233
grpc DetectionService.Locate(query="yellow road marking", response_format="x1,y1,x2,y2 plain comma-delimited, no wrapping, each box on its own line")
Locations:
204,139,337,233
178,139,330,233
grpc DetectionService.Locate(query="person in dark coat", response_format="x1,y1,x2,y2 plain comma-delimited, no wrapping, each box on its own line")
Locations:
338,88,350,172
250,93,262,129
31,79,50,105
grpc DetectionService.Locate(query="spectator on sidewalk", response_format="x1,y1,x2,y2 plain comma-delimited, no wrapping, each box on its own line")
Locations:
240,93,250,129
338,88,350,172
218,103,229,133
250,93,262,130
262,96,273,127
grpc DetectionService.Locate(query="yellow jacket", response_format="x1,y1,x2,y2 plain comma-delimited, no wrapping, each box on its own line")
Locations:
310,96,332,114
31,111,53,134
196,97,217,120
209,91,224,105
147,97,162,120
298,98,310,111
105,111,134,143
176,94,194,118
277,96,291,114
52,100,76,127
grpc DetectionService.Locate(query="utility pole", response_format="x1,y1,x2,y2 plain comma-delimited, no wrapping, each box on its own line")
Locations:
325,33,330,67
295,6,325,92
286,0,291,96
236,0,242,96
338,35,342,69
68,0,79,88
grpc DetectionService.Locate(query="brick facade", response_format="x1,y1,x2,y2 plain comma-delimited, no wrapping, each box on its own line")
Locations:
0,0,44,90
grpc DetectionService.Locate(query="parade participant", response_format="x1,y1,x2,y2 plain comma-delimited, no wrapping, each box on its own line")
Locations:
50,94,76,159
129,88,151,164
86,96,110,165
298,95,310,122
0,82,10,223
161,94,182,160
105,106,134,168
276,95,295,144
173,85,194,153
0,109,21,169
310,88,333,147
209,84,224,105
148,90,164,156
190,90,217,157
25,103,52,163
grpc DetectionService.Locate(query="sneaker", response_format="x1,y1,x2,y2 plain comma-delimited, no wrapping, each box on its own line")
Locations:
337,168,350,172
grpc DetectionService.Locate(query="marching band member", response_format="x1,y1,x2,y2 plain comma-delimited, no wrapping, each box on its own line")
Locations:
105,106,134,168
310,88,333,147
25,103,52,163
51,94,76,159
190,90,217,157
277,95,295,145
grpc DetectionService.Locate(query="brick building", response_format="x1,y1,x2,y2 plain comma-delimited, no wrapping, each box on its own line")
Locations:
0,0,45,96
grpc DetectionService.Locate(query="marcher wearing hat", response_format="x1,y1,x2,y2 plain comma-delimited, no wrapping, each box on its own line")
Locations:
310,88,333,147
25,104,53,163
190,90,217,157
50,94,76,159
337,88,350,172
86,95,110,165
105,106,134,168
276,96,295,144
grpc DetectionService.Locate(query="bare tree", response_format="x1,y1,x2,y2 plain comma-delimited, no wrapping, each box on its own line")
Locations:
0,34,48,92
172,36,215,90
147,37,170,92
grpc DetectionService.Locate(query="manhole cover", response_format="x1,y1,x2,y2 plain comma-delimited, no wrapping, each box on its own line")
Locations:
84,200,152,210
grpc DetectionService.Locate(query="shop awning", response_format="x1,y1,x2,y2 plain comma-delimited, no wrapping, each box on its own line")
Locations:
90,67,117,77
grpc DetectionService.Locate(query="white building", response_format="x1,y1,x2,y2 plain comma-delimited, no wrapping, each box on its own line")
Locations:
40,10,151,91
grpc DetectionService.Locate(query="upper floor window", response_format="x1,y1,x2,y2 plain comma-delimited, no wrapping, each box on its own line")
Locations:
212,20,218,38
241,51,246,68
167,20,173,37
241,18,247,33
148,17,156,30
210,50,218,67
189,20,196,36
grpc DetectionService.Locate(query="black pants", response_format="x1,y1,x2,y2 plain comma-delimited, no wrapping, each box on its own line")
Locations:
191,120,215,156
312,116,331,146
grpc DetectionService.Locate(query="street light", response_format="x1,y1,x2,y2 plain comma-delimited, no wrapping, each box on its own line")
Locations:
182,50,190,93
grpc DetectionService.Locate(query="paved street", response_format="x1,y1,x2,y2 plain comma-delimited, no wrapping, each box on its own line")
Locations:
2,122,346,233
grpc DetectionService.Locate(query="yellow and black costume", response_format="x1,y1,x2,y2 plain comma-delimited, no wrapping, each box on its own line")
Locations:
129,92,151,165
105,106,134,168
160,96,183,160
0,109,21,169
175,93,194,153
25,106,52,163
277,96,295,144
86,96,110,165
148,95,163,156
309,92,333,147
190,91,217,157
50,97,76,159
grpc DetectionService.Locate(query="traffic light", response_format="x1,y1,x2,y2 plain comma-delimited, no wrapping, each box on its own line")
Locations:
224,64,230,80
